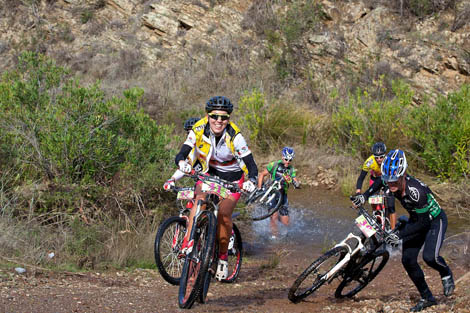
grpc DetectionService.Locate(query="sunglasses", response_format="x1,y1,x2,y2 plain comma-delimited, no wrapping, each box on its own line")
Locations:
375,155,385,160
208,113,230,121
283,158,291,162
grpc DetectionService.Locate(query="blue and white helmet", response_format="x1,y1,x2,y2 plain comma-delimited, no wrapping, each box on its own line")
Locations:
282,147,295,161
381,149,407,182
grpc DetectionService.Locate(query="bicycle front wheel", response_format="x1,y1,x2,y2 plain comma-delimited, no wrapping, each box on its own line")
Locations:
249,189,282,221
178,211,216,309
154,216,187,285
288,246,348,303
334,248,389,298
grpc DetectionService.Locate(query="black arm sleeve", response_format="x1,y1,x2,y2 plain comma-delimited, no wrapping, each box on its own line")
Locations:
242,153,258,180
175,144,192,166
355,170,368,190
385,193,396,214
363,178,384,200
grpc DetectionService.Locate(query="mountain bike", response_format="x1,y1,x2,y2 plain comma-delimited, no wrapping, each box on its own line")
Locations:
178,174,244,309
246,172,295,221
288,200,390,303
154,186,193,285
155,184,242,286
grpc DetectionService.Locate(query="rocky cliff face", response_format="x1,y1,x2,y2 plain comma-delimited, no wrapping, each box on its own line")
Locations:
1,0,469,106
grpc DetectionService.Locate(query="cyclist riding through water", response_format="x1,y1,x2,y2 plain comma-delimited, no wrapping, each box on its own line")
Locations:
355,142,396,229
174,96,258,281
257,147,300,239
351,149,455,312
163,117,202,193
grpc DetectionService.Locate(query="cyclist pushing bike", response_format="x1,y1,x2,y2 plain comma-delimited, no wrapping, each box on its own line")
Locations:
351,149,454,312
257,147,300,239
355,142,396,229
174,96,258,281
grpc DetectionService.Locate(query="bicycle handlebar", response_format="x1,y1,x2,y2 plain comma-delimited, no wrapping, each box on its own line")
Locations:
349,198,388,238
183,172,245,194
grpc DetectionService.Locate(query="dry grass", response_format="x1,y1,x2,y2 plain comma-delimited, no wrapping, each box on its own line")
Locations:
0,214,160,270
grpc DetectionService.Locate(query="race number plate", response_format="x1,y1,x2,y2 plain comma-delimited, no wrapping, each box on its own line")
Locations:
177,190,194,200
355,215,376,238
368,195,384,205
201,181,229,198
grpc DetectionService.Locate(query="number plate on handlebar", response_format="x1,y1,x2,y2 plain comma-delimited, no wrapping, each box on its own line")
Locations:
177,189,195,200
355,215,377,238
201,181,229,198
368,195,384,205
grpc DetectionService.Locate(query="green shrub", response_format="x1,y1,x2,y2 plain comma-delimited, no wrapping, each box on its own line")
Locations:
405,85,470,179
238,89,317,151
331,79,413,157
281,0,324,45
0,52,175,215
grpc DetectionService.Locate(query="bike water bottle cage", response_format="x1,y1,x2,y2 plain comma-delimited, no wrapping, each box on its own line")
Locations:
381,149,407,182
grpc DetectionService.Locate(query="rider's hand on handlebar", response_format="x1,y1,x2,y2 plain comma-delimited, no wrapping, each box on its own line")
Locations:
350,194,365,207
178,160,192,174
243,179,256,193
163,179,175,191
385,230,400,247
293,179,300,189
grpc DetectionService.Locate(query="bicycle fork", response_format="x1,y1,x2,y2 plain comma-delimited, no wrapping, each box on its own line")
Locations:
320,233,365,282
258,183,278,203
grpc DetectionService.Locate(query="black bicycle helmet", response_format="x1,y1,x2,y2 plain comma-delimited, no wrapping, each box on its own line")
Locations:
183,117,200,131
372,142,386,156
205,96,233,114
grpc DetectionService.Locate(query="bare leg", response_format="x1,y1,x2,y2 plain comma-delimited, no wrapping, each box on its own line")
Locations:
390,212,397,230
270,212,279,237
183,184,206,242
217,196,237,255
279,214,289,226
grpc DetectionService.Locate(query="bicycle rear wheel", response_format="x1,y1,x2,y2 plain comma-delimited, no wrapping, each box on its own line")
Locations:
178,211,216,309
334,248,389,298
249,189,282,221
154,216,187,285
288,246,348,303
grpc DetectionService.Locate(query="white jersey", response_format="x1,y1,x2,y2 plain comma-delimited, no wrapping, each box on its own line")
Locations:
183,128,251,173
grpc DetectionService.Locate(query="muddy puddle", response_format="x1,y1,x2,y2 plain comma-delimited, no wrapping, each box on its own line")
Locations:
246,186,468,259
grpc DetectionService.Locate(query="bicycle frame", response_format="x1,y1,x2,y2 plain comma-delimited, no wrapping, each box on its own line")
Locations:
317,206,386,283
368,193,391,231
257,173,291,203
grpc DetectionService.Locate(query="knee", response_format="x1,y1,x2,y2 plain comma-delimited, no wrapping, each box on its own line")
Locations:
422,251,437,266
218,212,231,224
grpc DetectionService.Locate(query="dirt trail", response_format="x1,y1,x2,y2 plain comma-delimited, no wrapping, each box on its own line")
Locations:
1,240,469,313
2,187,469,312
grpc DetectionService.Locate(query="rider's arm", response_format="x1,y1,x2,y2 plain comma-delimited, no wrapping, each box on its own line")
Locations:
355,170,368,193
257,168,269,188
233,133,258,180
170,169,185,181
362,178,384,200
175,130,196,166
242,153,258,180
175,144,192,166
398,213,431,239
